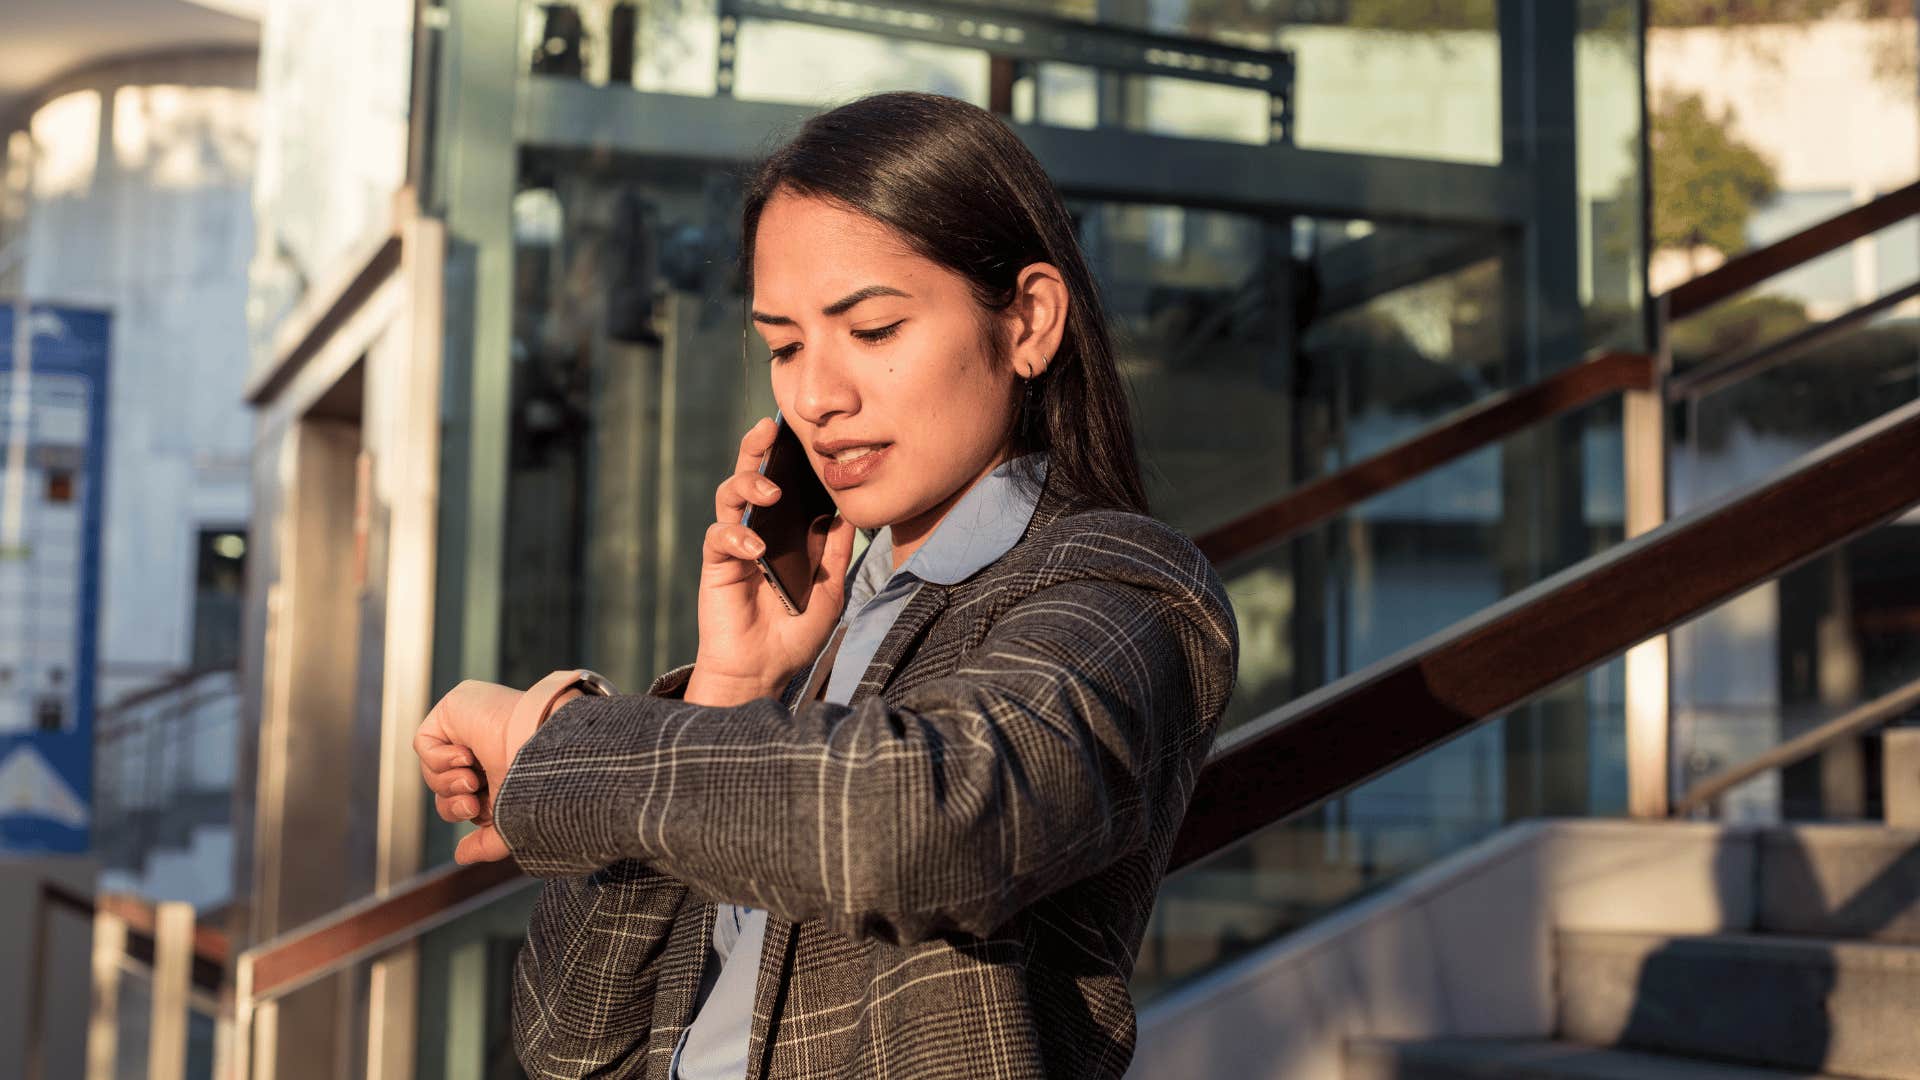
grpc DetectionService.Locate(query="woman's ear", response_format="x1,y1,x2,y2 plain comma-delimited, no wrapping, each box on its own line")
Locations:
1006,262,1069,379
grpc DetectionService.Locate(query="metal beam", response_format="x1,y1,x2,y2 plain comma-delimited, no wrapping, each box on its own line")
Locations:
515,79,1530,228
719,0,1292,94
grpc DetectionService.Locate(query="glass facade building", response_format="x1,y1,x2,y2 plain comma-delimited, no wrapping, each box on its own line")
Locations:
227,1,1651,1075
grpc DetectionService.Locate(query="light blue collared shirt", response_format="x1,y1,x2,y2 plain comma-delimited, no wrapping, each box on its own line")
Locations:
671,454,1047,1080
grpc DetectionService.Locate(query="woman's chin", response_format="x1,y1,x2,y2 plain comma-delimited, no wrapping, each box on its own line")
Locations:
833,488,916,534
831,496,890,533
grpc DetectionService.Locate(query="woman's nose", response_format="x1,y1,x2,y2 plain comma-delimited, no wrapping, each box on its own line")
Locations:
790,347,859,426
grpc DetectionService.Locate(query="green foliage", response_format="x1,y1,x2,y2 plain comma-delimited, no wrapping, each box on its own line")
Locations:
1650,93,1779,255
1672,296,1920,449
1668,294,1811,361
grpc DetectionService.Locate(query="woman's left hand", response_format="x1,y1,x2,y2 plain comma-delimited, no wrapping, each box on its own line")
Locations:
413,676,562,864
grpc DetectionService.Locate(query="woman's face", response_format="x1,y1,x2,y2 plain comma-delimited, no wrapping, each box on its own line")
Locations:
750,190,1025,553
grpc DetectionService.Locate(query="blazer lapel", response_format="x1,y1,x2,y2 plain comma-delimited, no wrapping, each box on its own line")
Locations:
646,896,716,1077
850,582,949,705
743,912,794,1080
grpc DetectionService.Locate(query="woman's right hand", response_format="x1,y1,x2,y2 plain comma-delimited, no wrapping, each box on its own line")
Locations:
686,417,856,706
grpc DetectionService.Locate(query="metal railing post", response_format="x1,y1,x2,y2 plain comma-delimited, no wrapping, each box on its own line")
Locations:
1624,294,1673,818
85,910,126,1080
1885,728,1920,829
147,902,195,1080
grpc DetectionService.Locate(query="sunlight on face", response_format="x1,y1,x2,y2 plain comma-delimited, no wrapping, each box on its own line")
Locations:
750,189,1023,555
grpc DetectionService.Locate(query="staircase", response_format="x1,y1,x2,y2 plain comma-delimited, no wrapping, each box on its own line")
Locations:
1350,823,1920,1078
93,669,240,908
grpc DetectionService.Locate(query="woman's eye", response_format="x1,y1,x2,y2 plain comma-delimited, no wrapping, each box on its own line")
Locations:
853,321,904,344
768,343,800,365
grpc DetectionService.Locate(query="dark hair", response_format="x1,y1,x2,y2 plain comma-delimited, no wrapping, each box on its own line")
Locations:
739,91,1149,516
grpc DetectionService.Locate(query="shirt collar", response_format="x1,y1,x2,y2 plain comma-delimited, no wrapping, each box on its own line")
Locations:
850,453,1048,603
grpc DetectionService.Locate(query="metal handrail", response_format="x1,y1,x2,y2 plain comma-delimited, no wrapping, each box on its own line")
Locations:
96,666,236,719
1672,676,1920,816
1663,179,1920,321
1667,277,1920,400
1194,350,1656,564
1172,395,1920,868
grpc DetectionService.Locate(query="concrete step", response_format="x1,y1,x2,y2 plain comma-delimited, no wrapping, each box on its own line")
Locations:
1557,930,1920,1079
1758,826,1920,944
1345,1038,1847,1079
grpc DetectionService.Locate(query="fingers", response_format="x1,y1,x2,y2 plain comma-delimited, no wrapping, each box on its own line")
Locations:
455,824,512,865
413,732,471,772
436,791,485,823
808,514,857,605
426,763,482,800
413,728,475,799
703,521,767,567
715,469,782,523
732,416,777,477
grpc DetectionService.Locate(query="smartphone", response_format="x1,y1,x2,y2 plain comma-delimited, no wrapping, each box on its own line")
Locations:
740,411,839,615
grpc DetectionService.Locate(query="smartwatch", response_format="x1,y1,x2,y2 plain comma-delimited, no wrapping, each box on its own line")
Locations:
515,668,619,736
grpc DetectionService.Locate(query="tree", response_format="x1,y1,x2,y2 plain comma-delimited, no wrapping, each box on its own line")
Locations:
1648,92,1779,256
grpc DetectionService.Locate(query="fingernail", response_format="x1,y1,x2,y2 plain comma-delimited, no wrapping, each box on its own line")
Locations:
744,536,765,556
455,776,477,794
455,797,478,818
452,752,472,767
755,478,778,498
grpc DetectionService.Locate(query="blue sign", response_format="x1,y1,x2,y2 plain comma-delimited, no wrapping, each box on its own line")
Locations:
0,303,109,855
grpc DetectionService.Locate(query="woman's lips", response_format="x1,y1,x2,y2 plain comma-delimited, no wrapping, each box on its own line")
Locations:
820,444,891,490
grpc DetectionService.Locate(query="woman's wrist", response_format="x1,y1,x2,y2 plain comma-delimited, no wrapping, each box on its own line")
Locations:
683,665,781,707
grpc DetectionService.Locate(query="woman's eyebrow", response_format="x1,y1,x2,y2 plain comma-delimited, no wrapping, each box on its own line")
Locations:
751,285,912,326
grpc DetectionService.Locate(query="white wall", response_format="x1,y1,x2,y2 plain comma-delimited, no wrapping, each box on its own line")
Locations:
13,50,259,709
1647,17,1920,301
247,0,411,366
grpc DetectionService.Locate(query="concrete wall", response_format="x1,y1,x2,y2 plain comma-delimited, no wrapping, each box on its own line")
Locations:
1130,820,1763,1079
0,855,97,1080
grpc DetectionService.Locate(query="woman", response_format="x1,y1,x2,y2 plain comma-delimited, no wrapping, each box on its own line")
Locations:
416,91,1238,1080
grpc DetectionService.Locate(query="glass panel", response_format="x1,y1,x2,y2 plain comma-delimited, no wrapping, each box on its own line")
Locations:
1671,524,1920,824
1673,306,1920,512
415,887,543,1080
1578,0,1647,347
109,968,221,1080
1135,655,1628,1002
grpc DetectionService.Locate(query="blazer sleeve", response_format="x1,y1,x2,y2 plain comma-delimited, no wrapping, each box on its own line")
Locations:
509,661,704,1076
492,533,1238,945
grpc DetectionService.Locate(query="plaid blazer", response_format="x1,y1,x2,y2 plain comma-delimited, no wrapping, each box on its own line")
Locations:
493,479,1239,1079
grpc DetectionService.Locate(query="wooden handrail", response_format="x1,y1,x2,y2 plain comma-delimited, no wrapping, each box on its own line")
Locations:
1672,676,1920,816
241,858,526,1004
38,883,228,992
1663,180,1920,321
1171,394,1920,869
1194,351,1655,565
